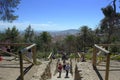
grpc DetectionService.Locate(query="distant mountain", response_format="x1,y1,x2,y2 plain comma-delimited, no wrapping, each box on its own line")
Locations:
19,29,79,37
48,29,79,37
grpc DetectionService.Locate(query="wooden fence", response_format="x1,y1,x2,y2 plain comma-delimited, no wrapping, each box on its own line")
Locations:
0,43,37,80
93,44,110,80
19,43,36,80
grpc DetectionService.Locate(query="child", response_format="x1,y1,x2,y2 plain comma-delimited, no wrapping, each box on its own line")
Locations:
65,62,70,78
57,63,62,78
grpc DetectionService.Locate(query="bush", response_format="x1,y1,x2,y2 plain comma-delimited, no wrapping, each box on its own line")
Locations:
56,53,61,58
85,48,93,60
111,54,120,61
36,51,50,59
69,53,76,58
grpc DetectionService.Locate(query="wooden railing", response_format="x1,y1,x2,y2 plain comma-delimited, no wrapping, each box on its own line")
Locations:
93,44,110,80
19,43,36,80
47,52,52,59
0,43,37,80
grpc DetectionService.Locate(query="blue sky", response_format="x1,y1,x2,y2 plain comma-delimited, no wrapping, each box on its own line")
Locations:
0,0,119,31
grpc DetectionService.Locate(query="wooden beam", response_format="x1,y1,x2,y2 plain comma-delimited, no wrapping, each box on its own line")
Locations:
25,44,36,51
77,52,81,58
105,53,111,80
21,44,36,53
0,43,32,46
92,46,97,67
94,44,110,54
32,46,37,64
19,51,24,80
98,44,120,47
94,44,111,80
0,49,18,57
48,52,52,59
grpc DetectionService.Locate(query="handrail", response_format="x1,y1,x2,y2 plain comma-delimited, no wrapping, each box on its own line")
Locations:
98,44,120,47
94,44,110,54
0,49,18,57
0,43,32,46
19,43,36,80
77,52,81,58
48,52,52,59
20,44,36,53
93,44,111,80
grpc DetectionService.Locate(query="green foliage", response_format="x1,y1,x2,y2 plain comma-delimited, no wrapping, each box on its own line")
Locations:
24,25,34,43
5,26,19,43
52,47,57,54
0,31,6,41
77,26,94,52
35,31,52,52
54,41,65,52
0,0,20,22
85,48,93,60
64,35,77,53
69,53,76,58
56,53,61,58
100,1,120,44
85,53,92,60
101,5,114,18
36,51,51,59
111,54,120,61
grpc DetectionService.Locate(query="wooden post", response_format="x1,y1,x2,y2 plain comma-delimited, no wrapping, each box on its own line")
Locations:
32,46,37,64
92,46,97,68
105,53,110,80
19,51,24,80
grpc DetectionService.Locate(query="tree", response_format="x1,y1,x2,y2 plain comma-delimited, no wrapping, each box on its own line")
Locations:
93,27,101,44
24,25,34,43
64,35,77,54
0,0,20,22
100,0,120,43
35,31,52,51
35,31,52,58
0,31,5,41
5,26,19,43
78,26,94,52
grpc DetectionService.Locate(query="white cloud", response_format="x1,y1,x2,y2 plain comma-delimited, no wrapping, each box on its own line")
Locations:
0,21,80,31
0,21,60,31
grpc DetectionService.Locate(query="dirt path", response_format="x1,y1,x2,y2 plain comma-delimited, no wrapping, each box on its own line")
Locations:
30,60,49,80
77,61,99,80
97,60,120,80
47,59,75,80
0,57,31,80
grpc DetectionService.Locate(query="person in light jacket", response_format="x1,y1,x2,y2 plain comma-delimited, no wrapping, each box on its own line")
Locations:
65,62,70,78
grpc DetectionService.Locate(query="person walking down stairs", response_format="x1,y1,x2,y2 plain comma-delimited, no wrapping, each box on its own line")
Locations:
65,62,70,78
57,62,62,78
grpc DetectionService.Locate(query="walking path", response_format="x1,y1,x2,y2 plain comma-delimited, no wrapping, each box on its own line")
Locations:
77,61,99,80
1,57,120,80
47,59,74,80
49,71,74,80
